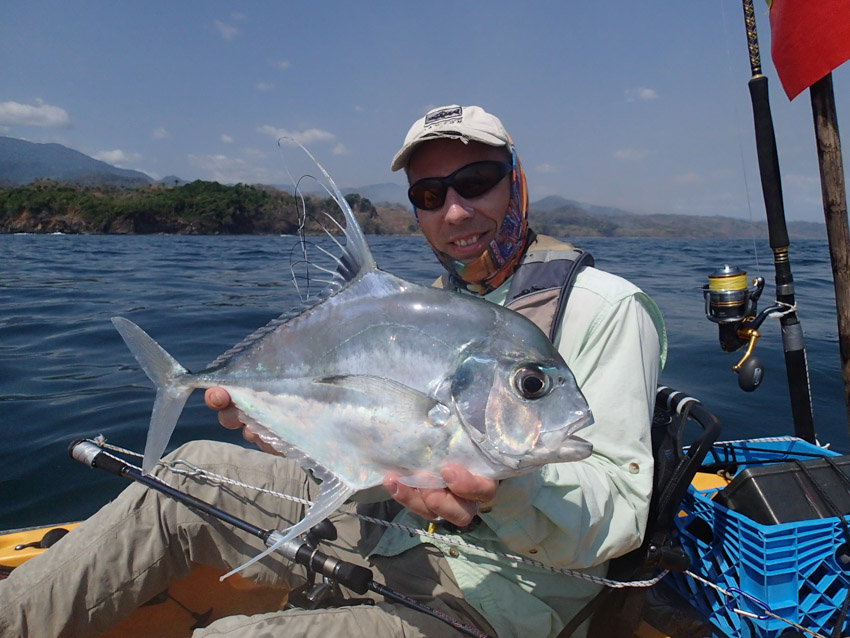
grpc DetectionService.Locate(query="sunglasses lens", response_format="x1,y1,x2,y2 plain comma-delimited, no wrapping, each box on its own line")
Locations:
408,161,511,211
453,163,509,199
408,181,446,210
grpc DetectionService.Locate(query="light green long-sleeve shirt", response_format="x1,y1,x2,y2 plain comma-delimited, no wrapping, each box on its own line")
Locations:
370,261,667,638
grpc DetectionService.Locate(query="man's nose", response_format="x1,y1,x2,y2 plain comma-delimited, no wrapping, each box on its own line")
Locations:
443,188,474,223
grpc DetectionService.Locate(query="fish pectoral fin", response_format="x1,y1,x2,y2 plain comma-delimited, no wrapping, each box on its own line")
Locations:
314,375,451,427
220,474,356,582
395,473,446,489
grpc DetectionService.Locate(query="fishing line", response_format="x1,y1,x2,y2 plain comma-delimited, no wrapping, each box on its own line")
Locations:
83,436,665,590
275,138,364,306
720,0,763,277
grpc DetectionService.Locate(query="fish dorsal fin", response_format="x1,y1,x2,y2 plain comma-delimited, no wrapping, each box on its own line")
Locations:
296,142,376,278
205,144,376,370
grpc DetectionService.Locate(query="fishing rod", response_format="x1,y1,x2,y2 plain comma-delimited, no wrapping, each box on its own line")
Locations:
702,0,816,442
68,439,493,638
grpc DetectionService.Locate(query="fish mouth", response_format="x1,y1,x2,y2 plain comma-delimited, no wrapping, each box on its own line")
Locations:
511,435,593,468
537,412,592,449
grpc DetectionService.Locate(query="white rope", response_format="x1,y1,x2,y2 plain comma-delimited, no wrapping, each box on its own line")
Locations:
87,438,665,590
767,301,797,319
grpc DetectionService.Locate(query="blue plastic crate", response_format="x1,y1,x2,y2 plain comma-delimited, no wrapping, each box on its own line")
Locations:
667,437,850,637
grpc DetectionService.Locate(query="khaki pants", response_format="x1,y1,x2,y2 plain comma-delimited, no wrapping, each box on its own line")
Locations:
0,441,495,638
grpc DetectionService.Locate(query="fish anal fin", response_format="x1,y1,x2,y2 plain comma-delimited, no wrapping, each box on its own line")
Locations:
219,472,355,581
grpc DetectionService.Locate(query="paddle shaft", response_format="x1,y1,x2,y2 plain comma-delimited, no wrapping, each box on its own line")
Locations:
68,440,492,638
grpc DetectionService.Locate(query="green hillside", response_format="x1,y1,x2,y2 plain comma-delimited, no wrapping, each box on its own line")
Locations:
0,180,825,239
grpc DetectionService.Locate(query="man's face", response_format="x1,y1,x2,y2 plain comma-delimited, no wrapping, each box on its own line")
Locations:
407,139,511,264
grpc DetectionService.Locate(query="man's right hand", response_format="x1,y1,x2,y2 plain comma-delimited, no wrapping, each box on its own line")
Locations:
204,387,283,456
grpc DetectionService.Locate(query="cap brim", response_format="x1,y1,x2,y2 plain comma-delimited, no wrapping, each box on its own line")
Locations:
390,130,508,172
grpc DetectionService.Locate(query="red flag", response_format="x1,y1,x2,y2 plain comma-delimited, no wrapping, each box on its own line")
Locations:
767,0,850,100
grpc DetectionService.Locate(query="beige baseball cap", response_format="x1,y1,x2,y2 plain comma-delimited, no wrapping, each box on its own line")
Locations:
390,105,510,172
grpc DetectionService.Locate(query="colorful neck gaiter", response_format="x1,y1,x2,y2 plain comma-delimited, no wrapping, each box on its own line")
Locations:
419,142,530,295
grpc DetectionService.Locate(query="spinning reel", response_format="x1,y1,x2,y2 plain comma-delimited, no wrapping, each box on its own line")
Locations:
702,265,785,392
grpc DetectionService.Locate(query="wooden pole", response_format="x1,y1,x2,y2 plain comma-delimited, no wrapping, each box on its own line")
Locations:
809,73,850,433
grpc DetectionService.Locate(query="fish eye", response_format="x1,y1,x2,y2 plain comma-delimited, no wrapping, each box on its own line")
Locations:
512,364,552,400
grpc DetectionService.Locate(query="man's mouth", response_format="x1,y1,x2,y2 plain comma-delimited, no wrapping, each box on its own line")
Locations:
453,234,480,247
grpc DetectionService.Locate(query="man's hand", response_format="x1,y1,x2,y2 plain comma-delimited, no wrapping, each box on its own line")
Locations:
384,466,498,527
204,387,282,456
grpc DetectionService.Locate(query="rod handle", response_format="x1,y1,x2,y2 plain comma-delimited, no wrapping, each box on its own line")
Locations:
69,439,127,476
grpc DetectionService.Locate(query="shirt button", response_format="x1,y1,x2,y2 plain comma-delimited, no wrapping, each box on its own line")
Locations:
629,462,640,474
449,548,459,558
528,548,538,554
479,505,492,514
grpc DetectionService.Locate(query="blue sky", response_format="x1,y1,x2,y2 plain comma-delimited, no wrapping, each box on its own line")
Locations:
3,1,849,222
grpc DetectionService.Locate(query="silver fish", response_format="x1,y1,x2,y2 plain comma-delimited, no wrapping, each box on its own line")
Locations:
112,147,593,578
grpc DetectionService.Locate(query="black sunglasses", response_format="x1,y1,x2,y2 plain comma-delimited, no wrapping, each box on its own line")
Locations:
408,160,512,211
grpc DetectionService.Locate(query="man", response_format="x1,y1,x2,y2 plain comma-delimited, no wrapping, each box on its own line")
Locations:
0,105,665,638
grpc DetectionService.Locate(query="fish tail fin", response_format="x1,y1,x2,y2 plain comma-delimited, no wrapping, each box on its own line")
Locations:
219,476,355,581
111,317,192,474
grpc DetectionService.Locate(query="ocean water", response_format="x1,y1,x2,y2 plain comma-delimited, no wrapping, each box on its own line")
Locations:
1,233,847,530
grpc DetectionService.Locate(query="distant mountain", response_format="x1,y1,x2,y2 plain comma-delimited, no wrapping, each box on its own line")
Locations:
269,181,410,208
0,136,153,187
158,175,189,187
531,195,575,212
343,182,409,208
529,200,826,240
530,195,637,217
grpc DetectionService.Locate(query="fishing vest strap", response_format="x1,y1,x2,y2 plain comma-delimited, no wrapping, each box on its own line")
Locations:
504,240,594,343
433,234,594,343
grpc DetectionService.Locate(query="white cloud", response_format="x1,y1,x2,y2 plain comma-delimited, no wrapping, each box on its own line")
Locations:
257,125,336,146
214,20,240,40
675,171,702,184
221,134,234,144
613,148,647,160
271,60,291,70
93,149,142,167
332,143,349,156
0,99,71,128
152,127,168,140
625,87,659,102
255,82,274,92
535,163,558,174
